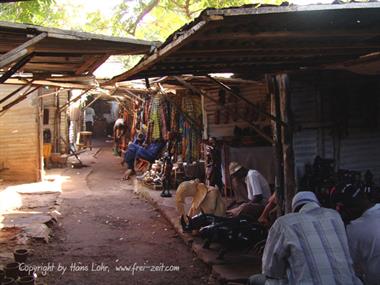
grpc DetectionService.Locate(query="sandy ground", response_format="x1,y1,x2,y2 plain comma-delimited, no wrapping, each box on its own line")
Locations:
29,143,210,285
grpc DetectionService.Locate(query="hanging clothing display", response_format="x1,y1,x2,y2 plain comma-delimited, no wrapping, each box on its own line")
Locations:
150,94,162,140
181,95,202,162
131,91,202,163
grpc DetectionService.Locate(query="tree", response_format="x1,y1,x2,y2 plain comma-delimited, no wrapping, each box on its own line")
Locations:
0,0,66,26
112,0,284,41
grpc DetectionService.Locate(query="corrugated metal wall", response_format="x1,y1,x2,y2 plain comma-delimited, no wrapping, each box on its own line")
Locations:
291,79,319,179
0,84,41,182
290,74,380,185
340,130,380,183
203,81,270,138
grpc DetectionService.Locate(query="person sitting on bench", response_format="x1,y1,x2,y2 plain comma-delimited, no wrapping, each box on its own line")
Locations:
122,139,165,180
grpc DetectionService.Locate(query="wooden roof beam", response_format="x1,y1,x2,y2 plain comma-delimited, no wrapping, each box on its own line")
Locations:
59,88,93,112
0,53,34,83
74,56,99,75
87,54,110,74
5,78,95,89
176,47,380,57
0,32,47,69
197,30,380,41
181,43,380,53
116,86,145,102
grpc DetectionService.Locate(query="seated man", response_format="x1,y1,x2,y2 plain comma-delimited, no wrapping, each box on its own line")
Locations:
227,162,271,220
122,140,165,180
121,132,145,166
337,186,380,285
133,132,145,145
135,140,165,163
248,191,362,285
121,142,142,180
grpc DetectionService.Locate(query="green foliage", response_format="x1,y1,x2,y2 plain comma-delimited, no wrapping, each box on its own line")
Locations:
0,0,63,26
112,0,259,40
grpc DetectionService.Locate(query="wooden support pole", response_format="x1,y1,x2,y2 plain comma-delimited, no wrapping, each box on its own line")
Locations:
0,32,47,69
207,74,287,127
145,77,150,89
267,74,285,215
38,88,69,98
0,86,40,113
277,74,296,213
0,53,34,83
118,92,135,102
174,76,274,144
54,88,60,152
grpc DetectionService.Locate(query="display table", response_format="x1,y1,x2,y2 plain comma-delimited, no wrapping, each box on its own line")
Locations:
77,131,93,150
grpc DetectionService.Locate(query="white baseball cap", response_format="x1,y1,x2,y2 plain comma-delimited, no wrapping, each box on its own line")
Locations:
292,191,319,212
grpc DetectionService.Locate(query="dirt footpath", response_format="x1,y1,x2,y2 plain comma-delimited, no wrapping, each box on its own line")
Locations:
30,145,210,285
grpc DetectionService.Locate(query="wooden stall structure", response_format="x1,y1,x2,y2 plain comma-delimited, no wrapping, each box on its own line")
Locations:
0,21,155,182
153,76,276,196
103,2,380,212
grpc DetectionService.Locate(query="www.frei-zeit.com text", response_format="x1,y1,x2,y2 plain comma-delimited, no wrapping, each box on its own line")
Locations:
19,262,180,276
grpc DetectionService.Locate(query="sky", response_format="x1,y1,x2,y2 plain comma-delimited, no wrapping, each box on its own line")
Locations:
61,0,120,16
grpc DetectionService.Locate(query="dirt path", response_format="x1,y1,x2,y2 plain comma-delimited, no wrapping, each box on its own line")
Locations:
30,145,210,285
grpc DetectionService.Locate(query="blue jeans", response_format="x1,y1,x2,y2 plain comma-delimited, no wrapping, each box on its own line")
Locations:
247,274,266,285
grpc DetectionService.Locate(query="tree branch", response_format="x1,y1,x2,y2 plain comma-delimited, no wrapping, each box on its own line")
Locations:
127,0,160,35
184,0,191,18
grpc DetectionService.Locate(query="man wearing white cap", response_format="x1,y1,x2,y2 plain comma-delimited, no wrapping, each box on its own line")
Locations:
227,162,271,218
248,191,362,285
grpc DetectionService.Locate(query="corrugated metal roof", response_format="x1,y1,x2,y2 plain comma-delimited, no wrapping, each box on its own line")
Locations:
105,2,380,85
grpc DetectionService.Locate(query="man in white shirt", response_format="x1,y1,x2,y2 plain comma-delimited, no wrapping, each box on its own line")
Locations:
227,162,271,219
113,117,125,156
245,169,271,203
248,191,362,285
84,106,96,132
338,185,380,285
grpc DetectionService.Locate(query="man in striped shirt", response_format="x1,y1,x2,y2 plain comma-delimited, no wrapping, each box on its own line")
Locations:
336,185,380,285
248,191,362,285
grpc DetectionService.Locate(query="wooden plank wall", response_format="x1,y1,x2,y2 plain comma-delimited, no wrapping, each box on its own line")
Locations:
203,81,271,138
0,84,41,182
